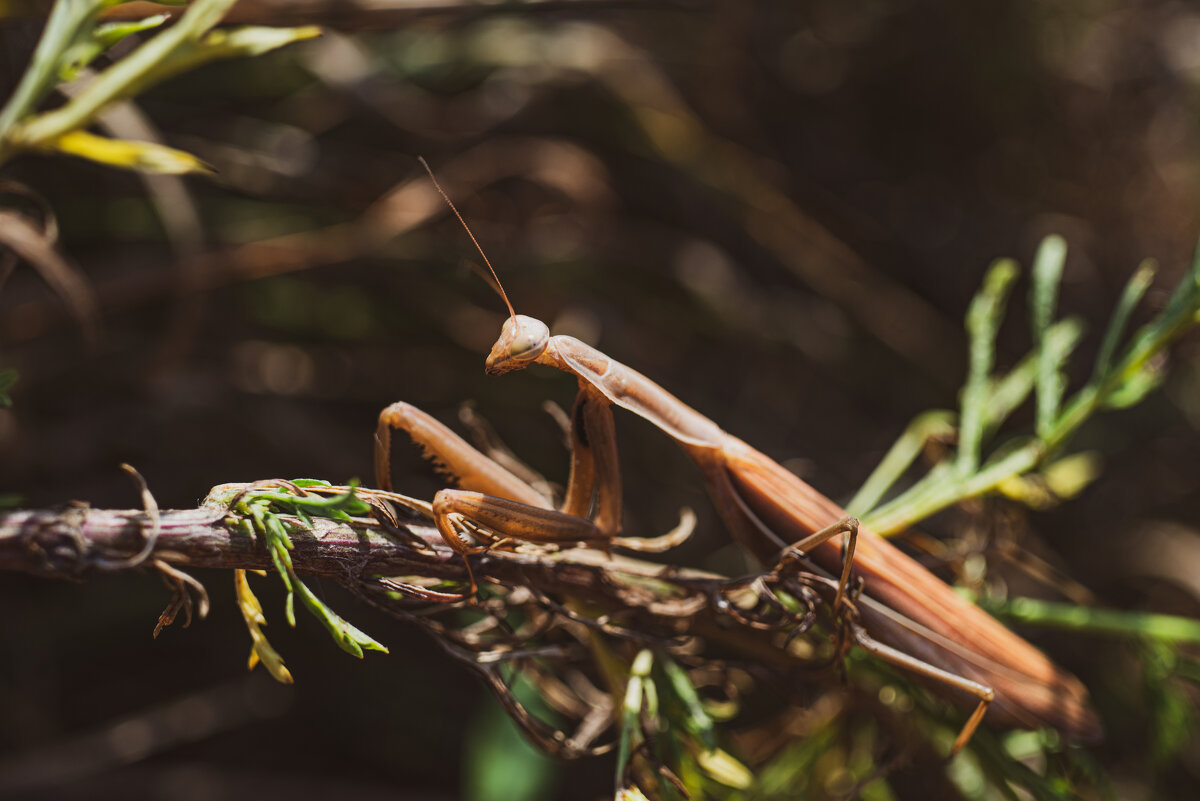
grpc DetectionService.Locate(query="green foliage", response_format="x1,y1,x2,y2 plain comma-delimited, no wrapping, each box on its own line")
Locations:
849,236,1200,535
228,480,388,682
987,597,1200,644
0,0,319,173
0,368,16,407
465,675,560,801
615,651,752,800
629,240,1200,800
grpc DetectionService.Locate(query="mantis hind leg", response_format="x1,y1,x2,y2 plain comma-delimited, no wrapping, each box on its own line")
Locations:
698,453,859,612
850,623,994,755
777,516,859,613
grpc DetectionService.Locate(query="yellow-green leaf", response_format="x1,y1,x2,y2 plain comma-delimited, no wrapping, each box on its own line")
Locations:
696,748,754,789
995,475,1056,509
42,129,213,174
1042,451,1103,500
234,569,294,684
615,788,650,801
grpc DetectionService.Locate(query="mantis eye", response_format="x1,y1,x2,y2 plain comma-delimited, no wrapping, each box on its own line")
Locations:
509,329,543,357
487,314,549,374
502,315,549,360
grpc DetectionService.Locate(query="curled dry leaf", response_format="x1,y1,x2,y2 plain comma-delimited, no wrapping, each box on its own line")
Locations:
0,207,99,344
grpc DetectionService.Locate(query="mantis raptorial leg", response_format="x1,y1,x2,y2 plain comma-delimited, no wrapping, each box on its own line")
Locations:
376,392,612,593
383,160,1100,752
375,392,696,592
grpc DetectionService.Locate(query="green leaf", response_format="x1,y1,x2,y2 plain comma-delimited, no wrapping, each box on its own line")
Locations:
985,318,1083,437
1030,235,1067,438
235,482,386,661
846,410,956,517
959,259,1019,474
43,129,214,174
250,481,372,516
465,676,559,801
660,654,716,749
616,650,655,785
1039,450,1102,499
1141,641,1197,767
5,0,317,160
0,0,106,140
988,597,1200,643
695,748,753,790
1093,261,1154,381
0,369,16,407
59,14,171,81
1103,363,1163,409
292,574,388,658
91,24,324,112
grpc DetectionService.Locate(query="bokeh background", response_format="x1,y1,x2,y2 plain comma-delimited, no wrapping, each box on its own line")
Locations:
2,1,1199,798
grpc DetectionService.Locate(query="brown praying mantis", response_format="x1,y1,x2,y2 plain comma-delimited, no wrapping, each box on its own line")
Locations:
374,164,1102,754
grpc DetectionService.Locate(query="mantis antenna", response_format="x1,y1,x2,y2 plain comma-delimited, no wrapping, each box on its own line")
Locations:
417,156,516,321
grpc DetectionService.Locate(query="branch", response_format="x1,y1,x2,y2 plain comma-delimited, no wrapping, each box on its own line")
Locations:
0,484,725,616
0,493,451,581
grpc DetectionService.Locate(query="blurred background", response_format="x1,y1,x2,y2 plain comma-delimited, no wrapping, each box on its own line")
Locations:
1,1,1199,798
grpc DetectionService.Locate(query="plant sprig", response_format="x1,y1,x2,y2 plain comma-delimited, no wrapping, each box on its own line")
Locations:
0,0,319,174
614,650,752,800
836,238,1200,797
228,479,387,683
848,236,1200,536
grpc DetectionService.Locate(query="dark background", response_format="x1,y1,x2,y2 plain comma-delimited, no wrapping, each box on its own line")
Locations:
2,1,1199,798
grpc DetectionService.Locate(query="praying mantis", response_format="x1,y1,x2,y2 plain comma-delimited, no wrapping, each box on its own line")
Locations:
374,165,1101,754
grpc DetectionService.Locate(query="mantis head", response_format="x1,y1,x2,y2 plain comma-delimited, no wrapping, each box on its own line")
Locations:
485,315,550,375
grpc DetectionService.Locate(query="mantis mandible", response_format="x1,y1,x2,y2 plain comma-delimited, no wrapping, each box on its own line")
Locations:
376,162,1102,753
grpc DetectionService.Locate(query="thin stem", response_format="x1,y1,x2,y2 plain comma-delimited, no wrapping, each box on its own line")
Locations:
858,241,1200,537
6,0,238,153
864,441,1040,536
846,411,955,517
0,0,100,159
986,597,1200,643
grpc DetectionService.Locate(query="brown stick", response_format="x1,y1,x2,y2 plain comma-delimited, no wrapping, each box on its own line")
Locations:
0,505,449,580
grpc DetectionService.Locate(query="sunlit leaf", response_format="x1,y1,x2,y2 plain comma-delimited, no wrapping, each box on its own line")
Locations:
617,650,654,785
233,569,293,684
234,481,386,664
59,14,171,81
695,748,753,789
292,579,388,658
1103,363,1164,409
660,654,716,749
995,475,1057,509
1093,261,1155,380
989,597,1200,643
1031,235,1067,437
1040,451,1102,500
127,24,323,96
959,258,1018,473
43,129,213,174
